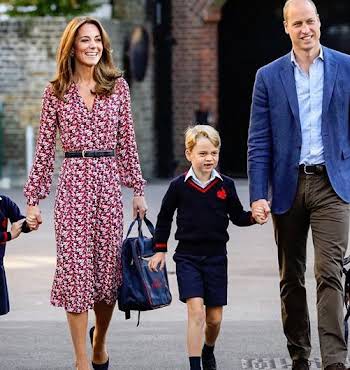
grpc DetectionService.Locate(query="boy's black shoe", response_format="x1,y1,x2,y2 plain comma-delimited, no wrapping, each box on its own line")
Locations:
292,359,310,370
201,352,216,370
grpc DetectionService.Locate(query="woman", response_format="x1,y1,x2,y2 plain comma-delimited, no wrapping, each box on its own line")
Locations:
24,17,147,370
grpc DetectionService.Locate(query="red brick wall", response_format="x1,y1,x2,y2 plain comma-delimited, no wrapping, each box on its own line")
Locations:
172,2,221,173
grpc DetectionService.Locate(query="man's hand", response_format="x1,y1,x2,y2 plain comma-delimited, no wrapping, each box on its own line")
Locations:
252,199,271,224
133,196,148,219
26,205,43,230
10,219,25,240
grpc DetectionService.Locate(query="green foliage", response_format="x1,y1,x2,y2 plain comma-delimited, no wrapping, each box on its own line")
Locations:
7,0,100,16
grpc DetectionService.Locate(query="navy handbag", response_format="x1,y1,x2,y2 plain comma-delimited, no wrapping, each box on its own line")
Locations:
118,216,172,325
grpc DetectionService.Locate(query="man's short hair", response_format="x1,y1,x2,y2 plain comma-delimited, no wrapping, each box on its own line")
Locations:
185,125,221,152
283,0,318,21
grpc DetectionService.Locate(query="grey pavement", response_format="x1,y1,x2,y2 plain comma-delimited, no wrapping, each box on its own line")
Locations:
0,180,346,369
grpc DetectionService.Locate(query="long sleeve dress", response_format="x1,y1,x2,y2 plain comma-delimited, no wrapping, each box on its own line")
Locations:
23,77,146,313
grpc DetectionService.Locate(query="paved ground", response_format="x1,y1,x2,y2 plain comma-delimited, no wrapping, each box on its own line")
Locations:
0,180,347,369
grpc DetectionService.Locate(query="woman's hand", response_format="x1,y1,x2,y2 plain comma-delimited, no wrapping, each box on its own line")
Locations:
132,196,148,219
148,252,166,272
26,205,43,230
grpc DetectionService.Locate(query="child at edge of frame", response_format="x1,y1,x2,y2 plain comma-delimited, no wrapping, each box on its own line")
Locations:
148,124,263,370
0,194,31,316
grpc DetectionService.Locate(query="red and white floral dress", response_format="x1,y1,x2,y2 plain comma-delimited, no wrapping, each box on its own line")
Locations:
24,77,146,313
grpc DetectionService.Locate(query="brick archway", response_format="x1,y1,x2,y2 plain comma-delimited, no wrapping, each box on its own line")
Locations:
171,0,227,174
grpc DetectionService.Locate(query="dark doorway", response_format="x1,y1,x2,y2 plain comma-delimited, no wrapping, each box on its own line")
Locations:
152,0,175,178
218,0,288,177
218,0,350,178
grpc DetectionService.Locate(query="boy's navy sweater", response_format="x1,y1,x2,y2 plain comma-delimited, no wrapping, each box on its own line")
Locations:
154,173,255,256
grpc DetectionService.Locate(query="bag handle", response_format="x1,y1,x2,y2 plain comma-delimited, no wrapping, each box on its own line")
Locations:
125,215,155,239
142,215,155,236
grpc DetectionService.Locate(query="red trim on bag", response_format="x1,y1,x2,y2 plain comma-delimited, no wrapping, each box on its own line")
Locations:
187,178,219,193
137,257,153,306
151,279,162,289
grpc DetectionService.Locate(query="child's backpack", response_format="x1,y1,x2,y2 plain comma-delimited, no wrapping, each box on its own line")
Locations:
118,215,172,325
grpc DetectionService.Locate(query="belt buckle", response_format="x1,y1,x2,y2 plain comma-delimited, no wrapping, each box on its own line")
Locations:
82,150,86,158
303,165,314,175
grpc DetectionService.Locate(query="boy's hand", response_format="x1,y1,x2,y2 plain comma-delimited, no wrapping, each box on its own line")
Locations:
10,219,25,240
148,252,166,272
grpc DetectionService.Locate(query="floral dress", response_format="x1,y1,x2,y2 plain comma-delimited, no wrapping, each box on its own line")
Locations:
24,77,146,313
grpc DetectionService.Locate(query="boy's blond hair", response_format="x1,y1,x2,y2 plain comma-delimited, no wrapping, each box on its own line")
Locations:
185,125,221,152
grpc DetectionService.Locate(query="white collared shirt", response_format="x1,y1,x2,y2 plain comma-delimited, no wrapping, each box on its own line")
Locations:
184,167,222,188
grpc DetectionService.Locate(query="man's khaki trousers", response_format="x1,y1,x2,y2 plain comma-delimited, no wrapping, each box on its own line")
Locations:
273,170,349,367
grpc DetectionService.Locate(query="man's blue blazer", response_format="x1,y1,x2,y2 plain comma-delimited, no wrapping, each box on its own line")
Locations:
248,47,350,214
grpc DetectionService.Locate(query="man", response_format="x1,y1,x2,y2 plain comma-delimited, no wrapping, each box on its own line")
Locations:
248,0,350,369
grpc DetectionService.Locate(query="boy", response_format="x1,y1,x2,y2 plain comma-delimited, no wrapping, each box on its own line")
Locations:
149,125,261,370
0,195,31,315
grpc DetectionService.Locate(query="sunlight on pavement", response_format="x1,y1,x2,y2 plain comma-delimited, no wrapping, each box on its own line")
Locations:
5,256,56,269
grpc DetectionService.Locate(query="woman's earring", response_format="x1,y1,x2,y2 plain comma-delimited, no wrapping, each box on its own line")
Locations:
70,50,74,57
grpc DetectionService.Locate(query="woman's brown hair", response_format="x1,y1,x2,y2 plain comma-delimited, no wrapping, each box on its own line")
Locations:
51,17,122,100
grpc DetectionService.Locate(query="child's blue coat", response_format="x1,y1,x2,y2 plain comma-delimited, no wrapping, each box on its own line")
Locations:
0,195,29,315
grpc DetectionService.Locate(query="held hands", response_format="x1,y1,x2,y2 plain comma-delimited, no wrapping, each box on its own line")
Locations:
10,219,25,240
252,199,271,225
148,252,166,272
133,196,148,219
26,205,43,230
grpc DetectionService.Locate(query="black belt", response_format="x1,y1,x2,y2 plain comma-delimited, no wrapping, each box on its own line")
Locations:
64,150,115,158
299,164,326,175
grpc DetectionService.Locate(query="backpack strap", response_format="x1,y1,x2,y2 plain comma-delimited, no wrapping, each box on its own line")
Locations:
143,216,155,236
123,310,141,327
137,311,141,327
125,217,139,238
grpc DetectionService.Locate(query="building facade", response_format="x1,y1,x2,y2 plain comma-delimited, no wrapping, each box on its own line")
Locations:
1,0,350,187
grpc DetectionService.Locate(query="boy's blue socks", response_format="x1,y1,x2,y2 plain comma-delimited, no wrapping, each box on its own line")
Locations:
189,356,201,370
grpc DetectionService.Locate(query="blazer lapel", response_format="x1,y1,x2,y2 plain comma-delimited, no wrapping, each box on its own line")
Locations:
280,56,300,125
322,48,338,117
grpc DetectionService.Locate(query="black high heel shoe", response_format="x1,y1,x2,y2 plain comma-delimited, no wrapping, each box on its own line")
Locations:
89,326,109,370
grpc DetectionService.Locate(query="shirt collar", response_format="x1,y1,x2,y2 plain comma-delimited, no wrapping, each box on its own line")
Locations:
290,46,324,65
184,167,223,183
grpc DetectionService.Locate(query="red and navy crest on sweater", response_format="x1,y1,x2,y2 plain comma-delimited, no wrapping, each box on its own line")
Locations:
216,187,227,200
154,173,255,256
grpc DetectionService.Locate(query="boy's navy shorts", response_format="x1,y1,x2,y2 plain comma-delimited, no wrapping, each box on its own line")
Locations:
173,253,228,306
